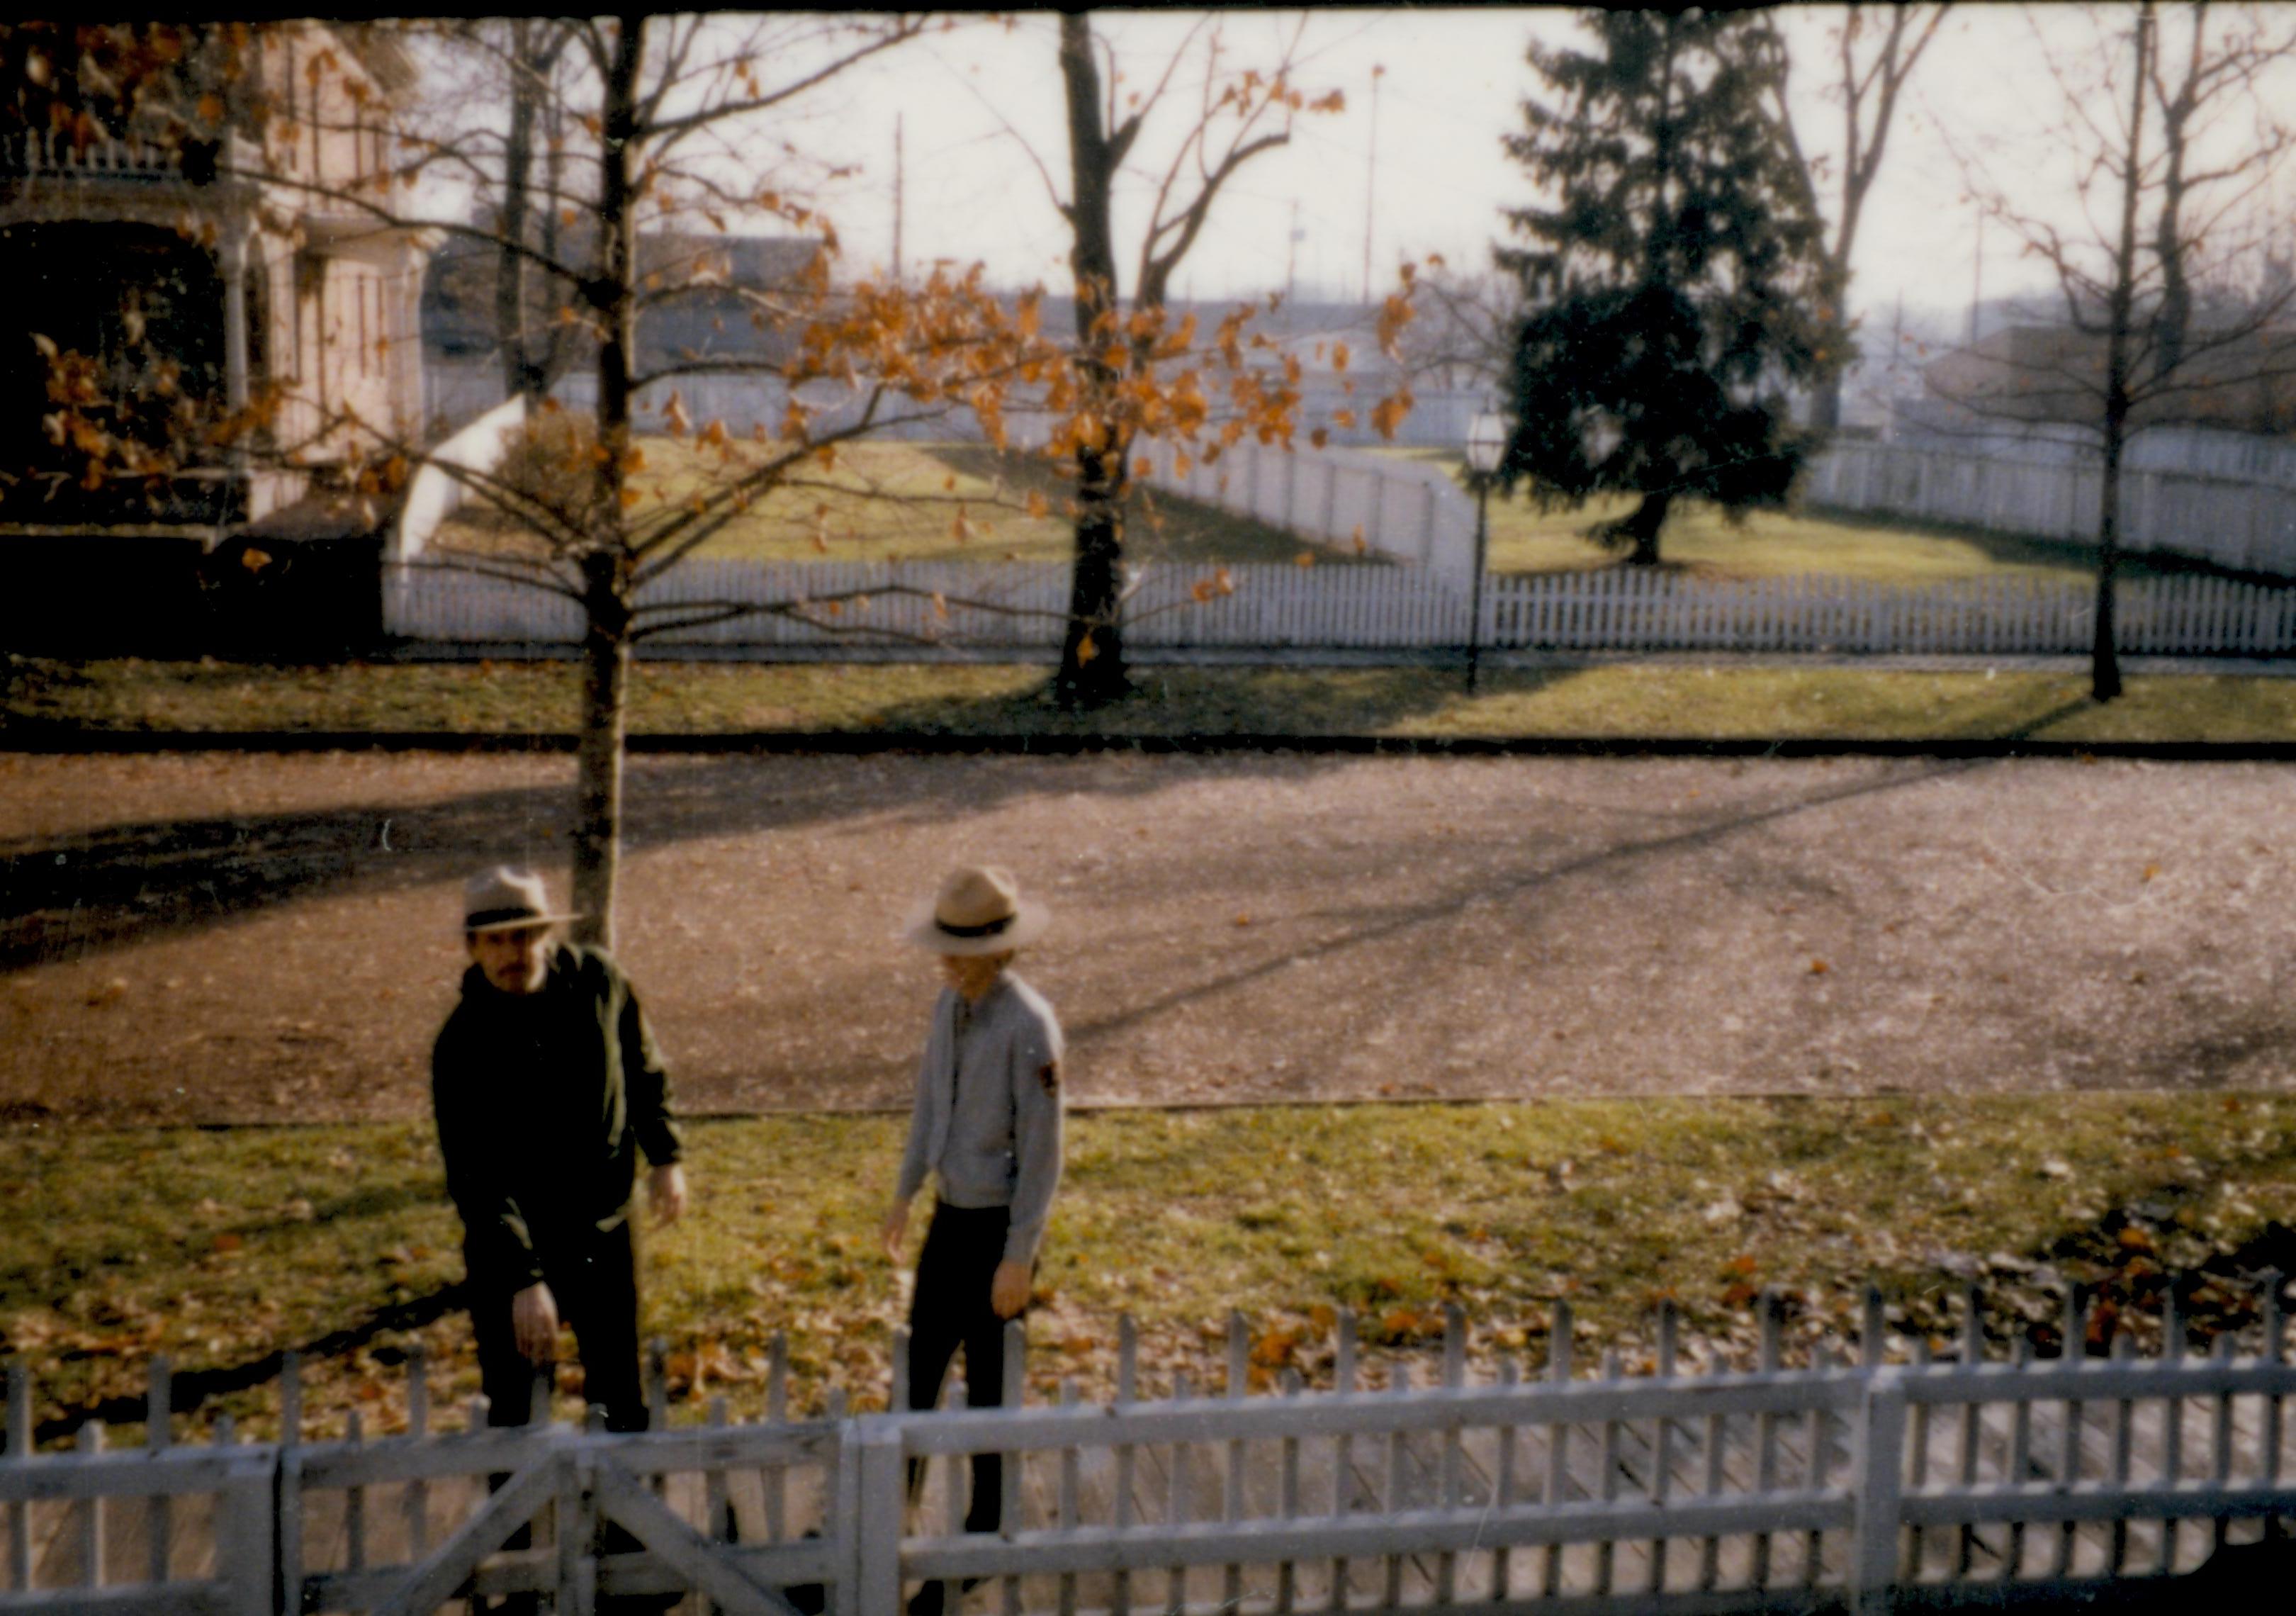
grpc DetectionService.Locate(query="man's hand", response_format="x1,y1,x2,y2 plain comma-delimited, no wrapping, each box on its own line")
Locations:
648,1162,687,1225
881,1200,909,1263
511,1281,560,1363
990,1259,1031,1320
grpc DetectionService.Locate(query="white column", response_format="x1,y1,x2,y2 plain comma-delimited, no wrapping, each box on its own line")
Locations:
219,228,250,413
218,225,254,519
395,242,427,441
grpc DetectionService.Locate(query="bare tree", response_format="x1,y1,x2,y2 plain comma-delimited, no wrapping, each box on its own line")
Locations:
1948,1,2296,700
483,18,580,403
1773,4,1949,432
1043,11,1412,709
1394,263,1521,398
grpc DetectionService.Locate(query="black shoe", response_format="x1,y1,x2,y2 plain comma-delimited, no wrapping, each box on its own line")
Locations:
776,1527,823,1615
906,1575,989,1616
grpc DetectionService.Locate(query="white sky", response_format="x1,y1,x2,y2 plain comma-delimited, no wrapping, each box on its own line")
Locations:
762,6,2290,332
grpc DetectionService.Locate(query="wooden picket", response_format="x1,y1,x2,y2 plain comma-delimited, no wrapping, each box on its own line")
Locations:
1806,440,2296,574
9,1277,2296,1615
378,558,2296,661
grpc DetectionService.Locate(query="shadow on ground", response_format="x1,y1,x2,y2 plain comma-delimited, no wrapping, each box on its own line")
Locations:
1,665,1625,975
857,663,1583,736
24,1284,463,1448
1060,752,1990,1053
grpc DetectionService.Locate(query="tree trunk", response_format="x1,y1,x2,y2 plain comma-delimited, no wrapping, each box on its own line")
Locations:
1808,247,1852,436
570,15,646,947
495,20,539,402
1057,451,1128,709
2093,5,2151,705
1620,490,1670,566
496,22,573,402
2093,421,2124,704
1053,12,1130,710
571,554,631,948
1809,374,1843,433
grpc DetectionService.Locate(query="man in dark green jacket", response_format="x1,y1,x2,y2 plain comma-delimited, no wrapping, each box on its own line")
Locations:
433,867,687,1432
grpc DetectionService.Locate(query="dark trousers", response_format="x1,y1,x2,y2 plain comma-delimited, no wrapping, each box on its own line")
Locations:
905,1202,1020,1534
471,1223,654,1605
472,1221,649,1432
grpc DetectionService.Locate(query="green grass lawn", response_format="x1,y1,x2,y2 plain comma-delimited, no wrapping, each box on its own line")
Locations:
10,658,2296,744
1388,448,2257,585
435,434,2266,588
434,439,1370,568
4,1096,2285,1444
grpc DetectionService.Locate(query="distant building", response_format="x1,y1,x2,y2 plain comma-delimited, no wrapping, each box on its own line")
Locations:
421,226,823,428
1923,322,2296,438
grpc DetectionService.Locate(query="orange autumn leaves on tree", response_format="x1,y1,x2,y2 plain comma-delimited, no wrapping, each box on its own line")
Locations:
636,265,1422,540
1026,286,1418,477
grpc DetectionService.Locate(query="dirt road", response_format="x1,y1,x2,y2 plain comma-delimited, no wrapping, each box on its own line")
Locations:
3,748,2292,1125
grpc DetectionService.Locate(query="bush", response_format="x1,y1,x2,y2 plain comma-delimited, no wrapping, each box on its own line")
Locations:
462,408,611,546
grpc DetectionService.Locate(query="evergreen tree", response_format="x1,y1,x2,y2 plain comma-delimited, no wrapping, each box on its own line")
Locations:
1498,9,1838,565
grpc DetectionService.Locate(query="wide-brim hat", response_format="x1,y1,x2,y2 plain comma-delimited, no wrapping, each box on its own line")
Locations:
462,865,583,933
904,864,1051,955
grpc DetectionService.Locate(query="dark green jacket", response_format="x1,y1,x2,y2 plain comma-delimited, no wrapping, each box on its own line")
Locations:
431,944,682,1292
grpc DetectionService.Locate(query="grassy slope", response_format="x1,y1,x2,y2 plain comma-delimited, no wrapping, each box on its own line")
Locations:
10,658,2296,744
436,438,2218,585
5,1096,2286,1442
1388,448,2263,585
433,439,1371,568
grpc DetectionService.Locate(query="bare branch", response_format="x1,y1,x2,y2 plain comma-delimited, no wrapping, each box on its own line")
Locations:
640,17,924,142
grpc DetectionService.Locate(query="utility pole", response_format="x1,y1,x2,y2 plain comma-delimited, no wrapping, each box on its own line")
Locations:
1362,64,1383,305
1286,198,1300,306
891,111,904,284
1969,208,1984,349
1891,288,1904,392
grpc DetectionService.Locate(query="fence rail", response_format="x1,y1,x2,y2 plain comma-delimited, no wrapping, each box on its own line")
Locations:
6,1278,2294,1615
384,557,2296,662
1130,437,1477,578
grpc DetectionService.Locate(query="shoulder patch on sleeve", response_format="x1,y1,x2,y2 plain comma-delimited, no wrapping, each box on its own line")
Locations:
1038,1058,1061,1096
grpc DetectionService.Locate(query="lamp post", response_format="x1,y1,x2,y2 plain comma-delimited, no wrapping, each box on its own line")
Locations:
1463,408,1507,692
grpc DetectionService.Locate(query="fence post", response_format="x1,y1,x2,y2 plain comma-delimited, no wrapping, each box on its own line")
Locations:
1850,1377,1907,1615
852,1418,908,1616
221,1447,275,1616
6,1362,29,1590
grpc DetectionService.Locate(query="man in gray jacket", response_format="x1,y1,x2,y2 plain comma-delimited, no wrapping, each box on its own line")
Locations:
882,864,1064,1544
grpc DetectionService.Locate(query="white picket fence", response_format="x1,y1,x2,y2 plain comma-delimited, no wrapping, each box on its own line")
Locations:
1808,441,2296,576
383,557,2296,662
5,1283,2295,1615
1129,437,1477,580
1889,422,2296,488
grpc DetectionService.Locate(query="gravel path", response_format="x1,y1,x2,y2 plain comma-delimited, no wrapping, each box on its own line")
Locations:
3,748,2292,1126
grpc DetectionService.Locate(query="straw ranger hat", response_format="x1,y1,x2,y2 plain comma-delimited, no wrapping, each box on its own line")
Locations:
906,864,1051,955
462,865,583,933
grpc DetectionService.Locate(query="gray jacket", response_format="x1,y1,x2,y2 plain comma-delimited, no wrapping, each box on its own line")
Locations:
894,973,1064,1264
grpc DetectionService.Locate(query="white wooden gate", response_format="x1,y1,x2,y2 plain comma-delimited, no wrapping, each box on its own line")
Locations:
7,1281,2295,1614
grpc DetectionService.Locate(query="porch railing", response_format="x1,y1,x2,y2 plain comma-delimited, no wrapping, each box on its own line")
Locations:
0,128,186,182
